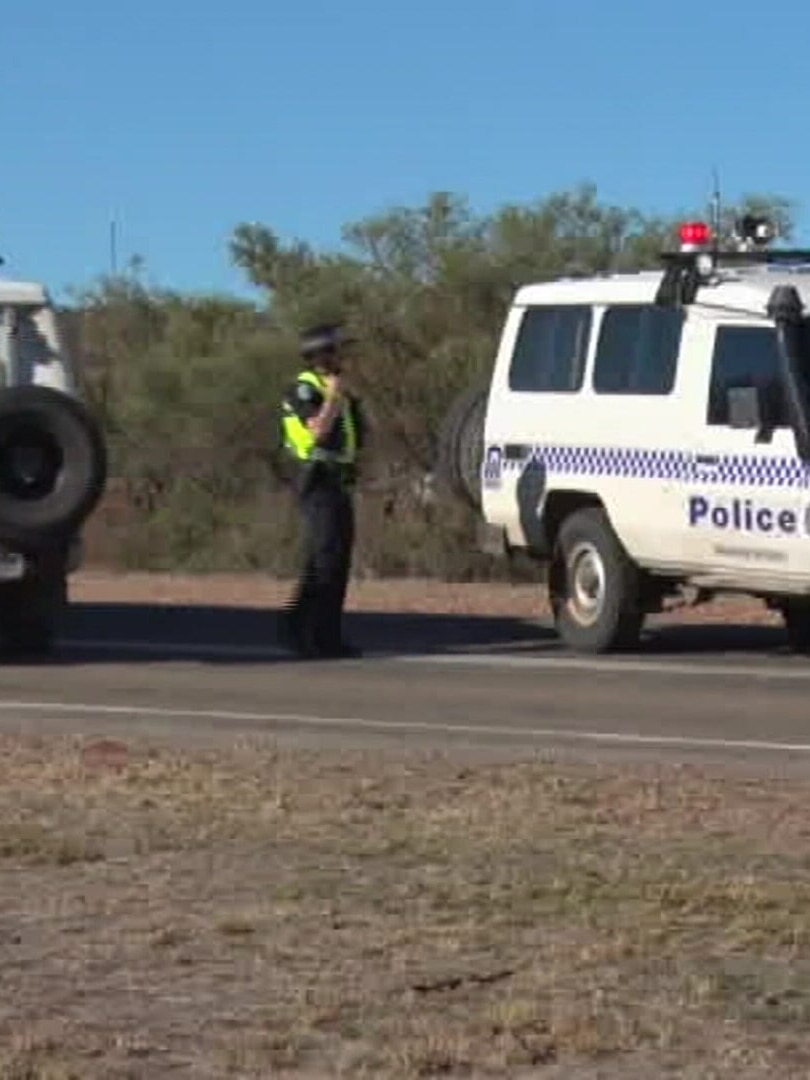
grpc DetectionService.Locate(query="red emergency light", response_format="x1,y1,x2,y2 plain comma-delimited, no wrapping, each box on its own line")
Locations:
679,221,712,247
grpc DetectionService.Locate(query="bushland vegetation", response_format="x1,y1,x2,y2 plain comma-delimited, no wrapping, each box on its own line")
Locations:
68,185,795,578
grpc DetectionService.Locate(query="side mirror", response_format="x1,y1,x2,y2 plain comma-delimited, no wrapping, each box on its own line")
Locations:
727,385,765,430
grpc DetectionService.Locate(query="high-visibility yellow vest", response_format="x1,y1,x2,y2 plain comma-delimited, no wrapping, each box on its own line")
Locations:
281,369,357,465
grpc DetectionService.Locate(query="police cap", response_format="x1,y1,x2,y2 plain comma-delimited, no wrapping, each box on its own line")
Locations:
299,323,354,357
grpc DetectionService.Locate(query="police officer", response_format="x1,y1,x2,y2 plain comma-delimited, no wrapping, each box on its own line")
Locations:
277,323,366,659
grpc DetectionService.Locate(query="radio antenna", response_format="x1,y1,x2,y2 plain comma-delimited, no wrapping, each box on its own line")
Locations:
710,167,723,253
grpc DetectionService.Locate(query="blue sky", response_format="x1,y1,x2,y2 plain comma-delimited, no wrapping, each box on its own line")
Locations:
2,0,808,301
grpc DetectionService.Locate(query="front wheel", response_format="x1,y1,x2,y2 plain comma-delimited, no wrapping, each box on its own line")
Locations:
549,507,644,653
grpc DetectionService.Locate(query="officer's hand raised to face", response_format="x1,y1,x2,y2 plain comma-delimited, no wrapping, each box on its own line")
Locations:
323,373,343,399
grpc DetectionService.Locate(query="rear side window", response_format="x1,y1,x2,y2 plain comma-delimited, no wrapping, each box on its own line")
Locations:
508,305,592,392
14,306,56,368
707,326,789,426
593,305,683,395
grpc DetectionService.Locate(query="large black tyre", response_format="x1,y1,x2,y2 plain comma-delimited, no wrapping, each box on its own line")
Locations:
549,507,644,653
0,561,68,657
0,385,107,548
436,383,488,510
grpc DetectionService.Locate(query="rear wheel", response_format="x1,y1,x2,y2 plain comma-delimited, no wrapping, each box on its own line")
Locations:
0,385,107,549
436,383,488,511
550,507,644,653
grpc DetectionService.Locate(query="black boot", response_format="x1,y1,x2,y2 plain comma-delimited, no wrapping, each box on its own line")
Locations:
319,640,364,659
277,607,321,659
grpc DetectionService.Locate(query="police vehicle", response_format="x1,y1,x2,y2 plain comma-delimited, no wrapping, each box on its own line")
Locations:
438,213,810,654
0,275,106,654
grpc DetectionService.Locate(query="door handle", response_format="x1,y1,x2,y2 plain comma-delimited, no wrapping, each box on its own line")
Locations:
695,454,720,466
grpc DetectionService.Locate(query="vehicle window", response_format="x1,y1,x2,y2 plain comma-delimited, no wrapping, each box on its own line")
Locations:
593,305,682,395
14,306,54,367
508,305,592,392
707,326,788,426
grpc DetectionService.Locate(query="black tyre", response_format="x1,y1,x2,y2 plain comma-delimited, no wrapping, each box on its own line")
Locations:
0,562,68,657
0,385,107,548
550,507,644,653
436,383,488,510
781,600,810,653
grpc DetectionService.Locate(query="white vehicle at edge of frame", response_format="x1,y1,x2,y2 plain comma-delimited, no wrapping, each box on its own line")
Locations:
441,212,810,654
0,272,106,656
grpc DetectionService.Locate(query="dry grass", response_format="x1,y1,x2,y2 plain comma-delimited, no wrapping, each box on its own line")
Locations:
2,735,810,1077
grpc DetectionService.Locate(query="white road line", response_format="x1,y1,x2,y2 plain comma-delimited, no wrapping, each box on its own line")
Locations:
0,697,809,755
398,652,810,681
56,637,810,683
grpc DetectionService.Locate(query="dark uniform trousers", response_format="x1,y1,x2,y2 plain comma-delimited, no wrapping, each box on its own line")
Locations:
289,469,355,651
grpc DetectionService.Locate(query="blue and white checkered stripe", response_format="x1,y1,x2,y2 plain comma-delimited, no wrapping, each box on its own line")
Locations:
495,444,810,489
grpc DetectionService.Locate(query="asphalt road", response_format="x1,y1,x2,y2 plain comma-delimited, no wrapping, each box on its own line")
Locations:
1,596,810,769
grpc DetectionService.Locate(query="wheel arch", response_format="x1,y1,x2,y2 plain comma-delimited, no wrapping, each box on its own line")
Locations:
532,488,606,557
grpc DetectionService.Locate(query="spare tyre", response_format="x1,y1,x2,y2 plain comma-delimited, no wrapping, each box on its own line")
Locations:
0,385,107,548
436,383,488,511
